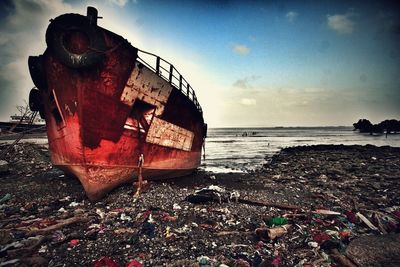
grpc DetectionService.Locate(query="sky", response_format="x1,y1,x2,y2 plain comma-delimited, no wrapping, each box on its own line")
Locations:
0,0,399,127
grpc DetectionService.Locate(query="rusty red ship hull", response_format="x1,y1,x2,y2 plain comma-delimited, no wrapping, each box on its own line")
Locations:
28,7,206,200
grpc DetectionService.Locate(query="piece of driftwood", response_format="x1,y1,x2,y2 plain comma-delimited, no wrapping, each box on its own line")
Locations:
19,216,90,236
356,212,378,231
374,213,388,234
216,231,250,236
186,193,300,210
238,198,301,210
7,236,48,258
330,249,357,267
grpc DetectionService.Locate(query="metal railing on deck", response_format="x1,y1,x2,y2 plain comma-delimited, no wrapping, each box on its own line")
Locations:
136,49,202,114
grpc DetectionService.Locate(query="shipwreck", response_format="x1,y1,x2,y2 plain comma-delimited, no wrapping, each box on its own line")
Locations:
28,7,207,200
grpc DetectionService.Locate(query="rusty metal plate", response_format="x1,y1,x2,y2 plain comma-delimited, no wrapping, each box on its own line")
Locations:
146,117,194,151
120,63,173,116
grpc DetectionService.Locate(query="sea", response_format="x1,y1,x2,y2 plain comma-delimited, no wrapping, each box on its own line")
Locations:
2,127,400,173
202,127,400,173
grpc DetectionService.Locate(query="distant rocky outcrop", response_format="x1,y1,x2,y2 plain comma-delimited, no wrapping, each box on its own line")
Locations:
353,119,400,135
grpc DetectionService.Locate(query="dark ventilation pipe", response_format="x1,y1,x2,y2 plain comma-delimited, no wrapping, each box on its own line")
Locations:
87,6,100,26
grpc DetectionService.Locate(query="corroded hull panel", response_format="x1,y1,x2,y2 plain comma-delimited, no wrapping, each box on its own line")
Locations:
29,8,206,200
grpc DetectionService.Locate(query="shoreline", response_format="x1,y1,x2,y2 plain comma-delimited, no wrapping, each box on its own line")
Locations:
0,143,399,266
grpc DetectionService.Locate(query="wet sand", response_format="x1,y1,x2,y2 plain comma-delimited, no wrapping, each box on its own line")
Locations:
0,143,399,266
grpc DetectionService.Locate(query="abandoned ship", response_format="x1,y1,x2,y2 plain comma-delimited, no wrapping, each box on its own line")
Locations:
28,7,207,200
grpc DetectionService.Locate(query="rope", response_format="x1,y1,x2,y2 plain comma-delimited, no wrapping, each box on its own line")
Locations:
138,153,144,168
203,139,206,161
87,41,124,54
133,153,145,199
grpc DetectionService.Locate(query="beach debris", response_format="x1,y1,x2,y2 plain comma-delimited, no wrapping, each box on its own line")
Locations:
345,210,358,223
173,203,182,210
329,249,357,267
0,259,20,266
265,216,288,226
0,193,12,204
126,259,142,267
186,186,300,210
20,216,90,236
197,256,210,266
233,258,251,267
0,160,9,174
0,230,12,245
313,209,341,216
356,212,378,231
68,201,80,207
51,230,66,243
68,239,79,247
1,143,399,265
237,198,300,210
255,224,292,241
6,235,48,258
92,256,119,267
271,256,282,266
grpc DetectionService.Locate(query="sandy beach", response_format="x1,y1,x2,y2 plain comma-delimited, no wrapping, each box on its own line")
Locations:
0,143,399,266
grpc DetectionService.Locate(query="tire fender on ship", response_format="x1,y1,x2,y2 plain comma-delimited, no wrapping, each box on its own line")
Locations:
46,13,106,68
28,55,47,91
29,88,45,119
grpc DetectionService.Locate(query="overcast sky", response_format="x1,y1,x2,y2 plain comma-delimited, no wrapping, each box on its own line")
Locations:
0,0,399,127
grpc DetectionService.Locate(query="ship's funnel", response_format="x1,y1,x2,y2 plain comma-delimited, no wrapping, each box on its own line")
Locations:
87,6,99,26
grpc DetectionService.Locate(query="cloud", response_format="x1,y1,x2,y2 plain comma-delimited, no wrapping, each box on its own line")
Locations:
327,12,355,34
286,11,298,22
240,98,256,105
0,0,79,121
227,84,374,126
218,83,400,127
0,1,148,121
106,0,129,7
232,43,250,55
233,75,260,89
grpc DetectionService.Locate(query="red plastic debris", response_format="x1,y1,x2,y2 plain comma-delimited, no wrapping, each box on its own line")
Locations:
161,215,177,221
141,211,152,220
271,256,282,266
339,231,351,239
111,208,125,213
199,223,214,229
255,241,265,250
126,259,142,267
313,233,331,244
345,211,358,223
69,239,80,247
92,256,120,267
313,218,333,226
